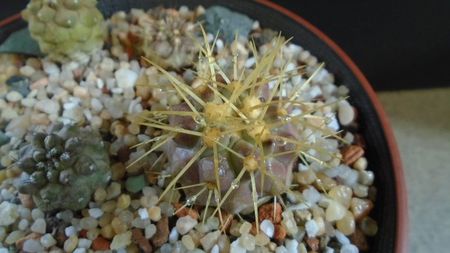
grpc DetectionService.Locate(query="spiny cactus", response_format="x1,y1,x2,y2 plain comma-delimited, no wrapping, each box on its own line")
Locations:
16,124,110,211
133,29,342,231
22,0,106,63
111,7,200,69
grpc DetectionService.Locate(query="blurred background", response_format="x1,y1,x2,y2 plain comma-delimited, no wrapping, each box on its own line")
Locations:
1,1,450,252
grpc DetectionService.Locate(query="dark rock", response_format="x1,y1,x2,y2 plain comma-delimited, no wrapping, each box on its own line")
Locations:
204,6,254,43
6,75,30,97
0,131,10,146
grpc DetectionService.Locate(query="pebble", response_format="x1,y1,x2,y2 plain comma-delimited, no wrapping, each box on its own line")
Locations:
64,236,79,252
88,208,104,219
30,218,46,234
338,100,355,126
240,233,256,251
285,239,299,252
115,68,138,88
6,75,30,96
110,231,132,250
78,238,92,248
305,219,319,237
65,226,77,237
148,206,161,221
35,99,60,115
326,200,347,221
145,224,157,239
5,230,25,244
0,201,19,226
169,227,179,242
23,239,44,252
230,239,246,253
260,219,275,238
182,235,195,250
125,175,147,193
0,131,10,146
275,246,288,253
40,233,57,248
6,90,23,102
200,230,221,251
176,216,198,235
341,244,359,253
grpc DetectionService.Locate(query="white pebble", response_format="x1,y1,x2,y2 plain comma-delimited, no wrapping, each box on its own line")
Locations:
23,239,44,252
275,246,288,253
144,224,156,239
115,68,138,89
211,244,220,253
338,100,355,126
30,218,46,234
230,239,246,253
335,230,350,245
169,227,179,243
18,219,30,230
260,220,274,238
65,226,77,237
78,238,92,248
40,233,57,248
6,91,23,102
303,187,322,204
176,216,198,235
0,202,19,226
73,248,86,253
341,244,359,253
88,208,103,219
110,231,132,250
138,208,149,220
285,239,299,252
305,219,319,237
35,99,60,115
20,65,35,76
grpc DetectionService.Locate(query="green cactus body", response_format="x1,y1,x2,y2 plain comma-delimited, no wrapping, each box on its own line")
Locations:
22,0,106,63
136,33,339,224
17,124,110,211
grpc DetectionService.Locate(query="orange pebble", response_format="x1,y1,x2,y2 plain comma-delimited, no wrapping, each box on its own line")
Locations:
92,236,110,251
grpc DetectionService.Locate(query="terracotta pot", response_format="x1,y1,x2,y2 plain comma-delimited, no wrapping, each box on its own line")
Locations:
0,1,408,252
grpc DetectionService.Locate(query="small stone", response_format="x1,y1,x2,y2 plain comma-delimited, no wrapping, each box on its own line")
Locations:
40,233,57,248
125,175,147,194
80,217,98,230
281,211,298,236
64,236,79,252
255,233,270,246
152,217,169,247
5,230,26,244
275,246,288,253
6,75,30,96
73,248,86,253
204,6,254,43
305,219,319,237
0,131,10,146
239,221,252,235
65,226,77,237
340,244,359,253
338,100,355,126
285,239,299,252
200,230,221,251
259,203,282,224
6,91,23,102
30,218,46,234
169,227,179,242
230,239,246,253
131,228,152,253
106,182,121,200
326,200,347,222
144,224,156,239
18,219,30,230
239,233,256,251
148,206,161,221
360,217,378,236
176,216,198,235
92,236,110,251
115,68,138,89
35,99,60,115
117,194,131,209
23,239,44,252
110,231,132,250
73,86,89,98
0,201,19,226
182,235,195,250
260,219,274,238
88,208,104,219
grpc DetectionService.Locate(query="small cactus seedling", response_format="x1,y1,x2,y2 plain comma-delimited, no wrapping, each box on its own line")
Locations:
22,0,106,63
133,29,342,231
16,124,111,211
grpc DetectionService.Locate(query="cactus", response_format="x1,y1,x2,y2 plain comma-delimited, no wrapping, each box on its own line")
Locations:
21,0,106,63
111,7,200,69
133,29,341,231
16,124,110,211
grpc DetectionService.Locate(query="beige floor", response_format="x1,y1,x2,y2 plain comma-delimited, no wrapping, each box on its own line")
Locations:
378,88,450,253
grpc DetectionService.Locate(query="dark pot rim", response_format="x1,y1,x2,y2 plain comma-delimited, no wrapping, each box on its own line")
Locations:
0,3,408,252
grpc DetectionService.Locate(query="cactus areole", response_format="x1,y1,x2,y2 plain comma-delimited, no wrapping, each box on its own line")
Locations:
16,124,111,211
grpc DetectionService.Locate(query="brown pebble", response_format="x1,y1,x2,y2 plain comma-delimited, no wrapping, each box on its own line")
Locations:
117,145,131,163
15,232,40,249
174,203,199,220
258,203,282,224
341,145,364,165
132,228,152,253
151,216,169,247
274,224,286,242
306,237,320,251
18,193,34,208
92,236,110,251
350,228,369,251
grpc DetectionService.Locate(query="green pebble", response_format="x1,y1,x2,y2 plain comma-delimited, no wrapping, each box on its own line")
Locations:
125,175,147,194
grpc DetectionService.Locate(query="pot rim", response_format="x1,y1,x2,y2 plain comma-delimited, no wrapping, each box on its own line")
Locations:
0,5,408,253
